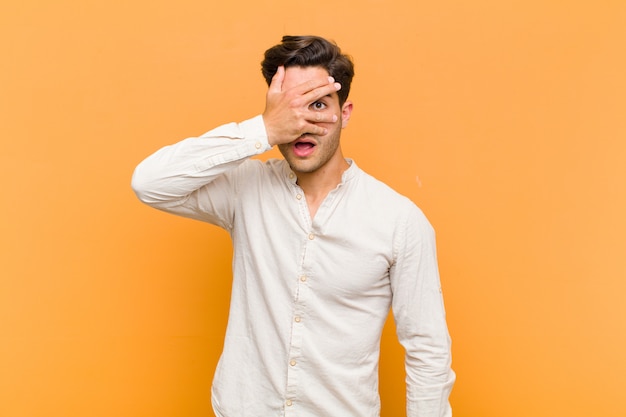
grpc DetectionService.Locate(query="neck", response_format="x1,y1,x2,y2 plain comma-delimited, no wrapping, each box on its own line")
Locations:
295,153,349,221
296,157,350,200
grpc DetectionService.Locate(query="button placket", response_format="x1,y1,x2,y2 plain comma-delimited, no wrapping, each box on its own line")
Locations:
284,206,317,412
289,180,311,228
285,256,309,409
285,278,305,395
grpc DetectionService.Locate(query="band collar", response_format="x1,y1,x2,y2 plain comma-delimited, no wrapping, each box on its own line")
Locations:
284,159,358,185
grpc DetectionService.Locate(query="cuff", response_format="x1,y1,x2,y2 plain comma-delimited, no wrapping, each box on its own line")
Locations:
239,115,272,154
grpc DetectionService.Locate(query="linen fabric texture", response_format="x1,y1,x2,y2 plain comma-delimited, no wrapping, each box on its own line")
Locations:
132,115,455,417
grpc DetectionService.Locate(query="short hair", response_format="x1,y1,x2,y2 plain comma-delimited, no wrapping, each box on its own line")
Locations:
261,35,355,105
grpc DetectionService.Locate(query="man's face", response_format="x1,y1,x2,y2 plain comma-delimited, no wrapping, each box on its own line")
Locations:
277,66,352,176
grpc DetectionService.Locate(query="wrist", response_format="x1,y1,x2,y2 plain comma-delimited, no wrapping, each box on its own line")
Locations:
261,114,276,146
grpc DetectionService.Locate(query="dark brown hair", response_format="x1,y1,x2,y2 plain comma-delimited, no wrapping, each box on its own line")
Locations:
261,35,355,105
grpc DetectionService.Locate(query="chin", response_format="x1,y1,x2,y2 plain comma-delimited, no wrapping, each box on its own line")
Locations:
289,163,317,174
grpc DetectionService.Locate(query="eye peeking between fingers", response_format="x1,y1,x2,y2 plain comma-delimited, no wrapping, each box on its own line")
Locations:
310,100,327,111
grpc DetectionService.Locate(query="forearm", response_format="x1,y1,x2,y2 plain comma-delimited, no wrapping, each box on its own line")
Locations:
402,284,455,417
405,355,455,417
401,303,455,417
131,115,270,208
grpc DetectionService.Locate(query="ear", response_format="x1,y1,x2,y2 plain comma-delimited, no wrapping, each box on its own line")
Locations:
340,101,353,128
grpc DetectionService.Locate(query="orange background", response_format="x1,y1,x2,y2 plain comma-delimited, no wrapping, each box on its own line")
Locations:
1,1,625,416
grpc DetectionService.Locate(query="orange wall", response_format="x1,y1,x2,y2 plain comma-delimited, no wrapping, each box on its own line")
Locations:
1,1,625,416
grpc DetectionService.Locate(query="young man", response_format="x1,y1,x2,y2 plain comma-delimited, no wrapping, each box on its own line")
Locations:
132,35,455,417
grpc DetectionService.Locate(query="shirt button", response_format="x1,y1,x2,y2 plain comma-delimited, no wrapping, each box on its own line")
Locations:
290,360,297,366
296,194,302,200
300,275,307,282
255,142,262,149
289,173,295,179
294,316,301,323
286,400,293,406
308,233,315,240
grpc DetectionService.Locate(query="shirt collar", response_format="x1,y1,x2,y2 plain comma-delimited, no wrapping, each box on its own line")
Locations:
282,158,359,185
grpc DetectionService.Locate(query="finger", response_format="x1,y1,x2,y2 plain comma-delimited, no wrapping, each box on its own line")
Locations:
269,66,285,93
306,111,338,124
302,122,328,136
301,81,342,105
291,76,337,96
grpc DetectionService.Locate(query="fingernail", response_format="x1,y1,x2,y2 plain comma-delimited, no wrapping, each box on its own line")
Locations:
332,115,338,122
334,83,341,90
328,76,335,83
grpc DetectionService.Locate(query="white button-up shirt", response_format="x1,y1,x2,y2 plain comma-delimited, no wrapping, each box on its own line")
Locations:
132,116,455,417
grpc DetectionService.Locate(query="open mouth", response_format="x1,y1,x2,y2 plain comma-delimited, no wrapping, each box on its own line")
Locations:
293,137,316,157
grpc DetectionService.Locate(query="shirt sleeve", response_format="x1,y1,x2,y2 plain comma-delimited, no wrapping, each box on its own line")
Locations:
389,205,456,417
131,115,272,229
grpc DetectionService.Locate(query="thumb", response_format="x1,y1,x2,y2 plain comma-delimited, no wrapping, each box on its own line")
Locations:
269,66,285,93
